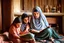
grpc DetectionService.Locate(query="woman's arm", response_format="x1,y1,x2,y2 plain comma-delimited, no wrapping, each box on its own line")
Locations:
40,26,51,32
30,26,51,33
30,29,40,33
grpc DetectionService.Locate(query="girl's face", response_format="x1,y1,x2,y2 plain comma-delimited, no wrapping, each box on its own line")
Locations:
15,23,21,28
33,12,40,19
23,17,29,24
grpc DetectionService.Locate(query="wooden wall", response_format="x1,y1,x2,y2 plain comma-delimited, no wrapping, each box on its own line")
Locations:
0,0,2,30
14,0,20,13
20,0,61,12
62,0,64,12
62,0,64,34
2,0,14,32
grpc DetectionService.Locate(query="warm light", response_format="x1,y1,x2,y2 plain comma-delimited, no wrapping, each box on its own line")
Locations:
14,0,20,13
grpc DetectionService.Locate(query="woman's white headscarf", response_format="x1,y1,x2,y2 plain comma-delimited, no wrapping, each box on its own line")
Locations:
30,6,49,31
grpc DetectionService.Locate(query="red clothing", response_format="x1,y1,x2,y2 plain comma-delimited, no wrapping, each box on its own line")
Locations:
9,25,20,43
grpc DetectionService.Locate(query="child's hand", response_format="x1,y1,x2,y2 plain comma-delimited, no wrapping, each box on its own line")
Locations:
26,24,30,30
23,25,30,33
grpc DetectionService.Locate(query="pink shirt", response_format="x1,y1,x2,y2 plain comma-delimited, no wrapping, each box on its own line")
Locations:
9,25,20,39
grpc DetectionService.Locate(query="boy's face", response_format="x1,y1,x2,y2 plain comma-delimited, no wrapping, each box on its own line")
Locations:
23,17,29,24
33,12,40,19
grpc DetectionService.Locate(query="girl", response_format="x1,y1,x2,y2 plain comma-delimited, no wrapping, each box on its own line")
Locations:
20,13,35,43
9,17,21,43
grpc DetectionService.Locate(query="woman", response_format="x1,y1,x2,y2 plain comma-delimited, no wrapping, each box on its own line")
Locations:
20,13,35,43
30,6,62,42
9,17,21,43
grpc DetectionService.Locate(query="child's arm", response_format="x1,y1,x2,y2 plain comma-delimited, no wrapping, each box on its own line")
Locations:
9,26,20,39
13,29,20,38
20,24,30,35
25,24,30,32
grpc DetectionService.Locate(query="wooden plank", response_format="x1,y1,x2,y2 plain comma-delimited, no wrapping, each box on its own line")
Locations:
32,0,34,10
47,17,57,24
48,0,54,6
24,0,28,11
2,0,13,32
44,0,48,5
20,0,24,10
62,0,64,34
53,0,57,6
38,0,41,7
35,0,38,6
38,0,40,7
0,0,2,30
28,0,32,11
27,0,29,11
41,0,45,12
62,0,64,12
20,0,22,10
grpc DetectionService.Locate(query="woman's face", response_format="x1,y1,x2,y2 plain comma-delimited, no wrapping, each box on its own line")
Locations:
15,23,21,28
33,12,40,19
23,17,29,24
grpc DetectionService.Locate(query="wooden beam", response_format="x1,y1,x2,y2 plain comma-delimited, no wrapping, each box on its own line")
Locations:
2,0,14,32
0,0,2,30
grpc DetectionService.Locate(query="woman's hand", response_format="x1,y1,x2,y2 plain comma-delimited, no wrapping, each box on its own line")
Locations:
31,29,40,33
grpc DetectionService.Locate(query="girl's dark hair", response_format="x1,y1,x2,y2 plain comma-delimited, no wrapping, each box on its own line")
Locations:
13,17,21,24
21,13,29,24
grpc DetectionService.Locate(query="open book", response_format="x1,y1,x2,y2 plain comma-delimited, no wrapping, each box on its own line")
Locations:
20,32,30,36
